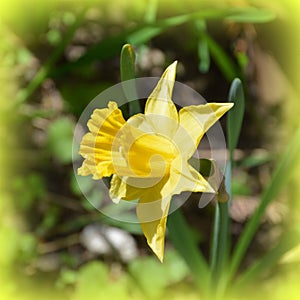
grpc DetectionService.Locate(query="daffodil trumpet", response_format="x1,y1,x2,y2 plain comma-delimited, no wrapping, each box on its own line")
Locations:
78,61,233,261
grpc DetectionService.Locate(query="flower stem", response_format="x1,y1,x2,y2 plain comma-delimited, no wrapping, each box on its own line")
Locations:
210,200,220,275
210,165,231,297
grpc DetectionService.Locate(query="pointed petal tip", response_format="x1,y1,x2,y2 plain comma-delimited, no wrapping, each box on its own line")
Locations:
168,60,178,71
110,196,121,204
108,101,118,109
206,182,216,194
144,225,166,263
157,254,164,263
214,102,234,109
77,167,86,176
201,177,216,194
152,247,164,263
163,60,178,74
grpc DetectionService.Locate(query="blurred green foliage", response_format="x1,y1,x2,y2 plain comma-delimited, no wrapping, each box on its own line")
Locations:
1,0,300,300
47,118,74,164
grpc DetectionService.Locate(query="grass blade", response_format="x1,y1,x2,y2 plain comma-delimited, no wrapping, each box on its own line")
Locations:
228,124,300,283
227,7,276,23
202,33,240,82
234,226,300,289
120,44,140,115
210,79,245,296
168,209,209,292
144,0,158,23
210,201,220,274
120,44,136,81
195,20,210,73
52,9,230,73
212,79,245,274
17,7,87,104
50,7,276,76
227,78,245,161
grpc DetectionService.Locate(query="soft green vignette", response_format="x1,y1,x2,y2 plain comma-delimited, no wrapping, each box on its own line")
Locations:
0,5,67,300
1,1,300,300
0,24,23,300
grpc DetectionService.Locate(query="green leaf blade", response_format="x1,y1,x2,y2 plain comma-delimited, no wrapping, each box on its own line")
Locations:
120,44,141,115
227,78,245,160
120,44,136,82
228,125,300,284
227,7,276,23
167,209,209,292
195,20,210,73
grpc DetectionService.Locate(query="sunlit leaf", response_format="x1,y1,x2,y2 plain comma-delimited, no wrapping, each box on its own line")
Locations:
195,20,210,73
120,44,136,82
234,226,300,288
168,209,209,290
227,7,276,23
203,33,239,81
120,44,140,114
227,78,245,160
228,125,300,283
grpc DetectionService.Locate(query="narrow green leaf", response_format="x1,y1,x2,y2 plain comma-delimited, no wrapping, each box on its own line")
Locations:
16,7,87,104
54,9,231,73
120,44,136,81
228,125,300,284
195,20,210,73
234,226,300,288
50,8,274,77
210,202,231,293
127,14,191,45
202,33,239,82
144,0,158,23
120,44,140,115
210,79,245,296
227,7,276,23
227,78,245,161
210,201,220,274
168,209,209,292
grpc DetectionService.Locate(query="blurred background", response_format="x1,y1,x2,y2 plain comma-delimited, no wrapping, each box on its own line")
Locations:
1,0,300,299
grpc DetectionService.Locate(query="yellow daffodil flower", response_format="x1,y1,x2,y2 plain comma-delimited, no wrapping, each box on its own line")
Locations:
78,61,233,261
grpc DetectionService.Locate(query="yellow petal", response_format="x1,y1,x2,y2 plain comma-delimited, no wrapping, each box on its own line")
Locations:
87,101,125,135
112,122,178,178
127,113,154,133
137,194,171,262
144,61,179,137
161,157,215,198
109,174,169,203
174,161,215,193
175,103,234,158
78,101,126,178
109,174,140,202
110,173,171,261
